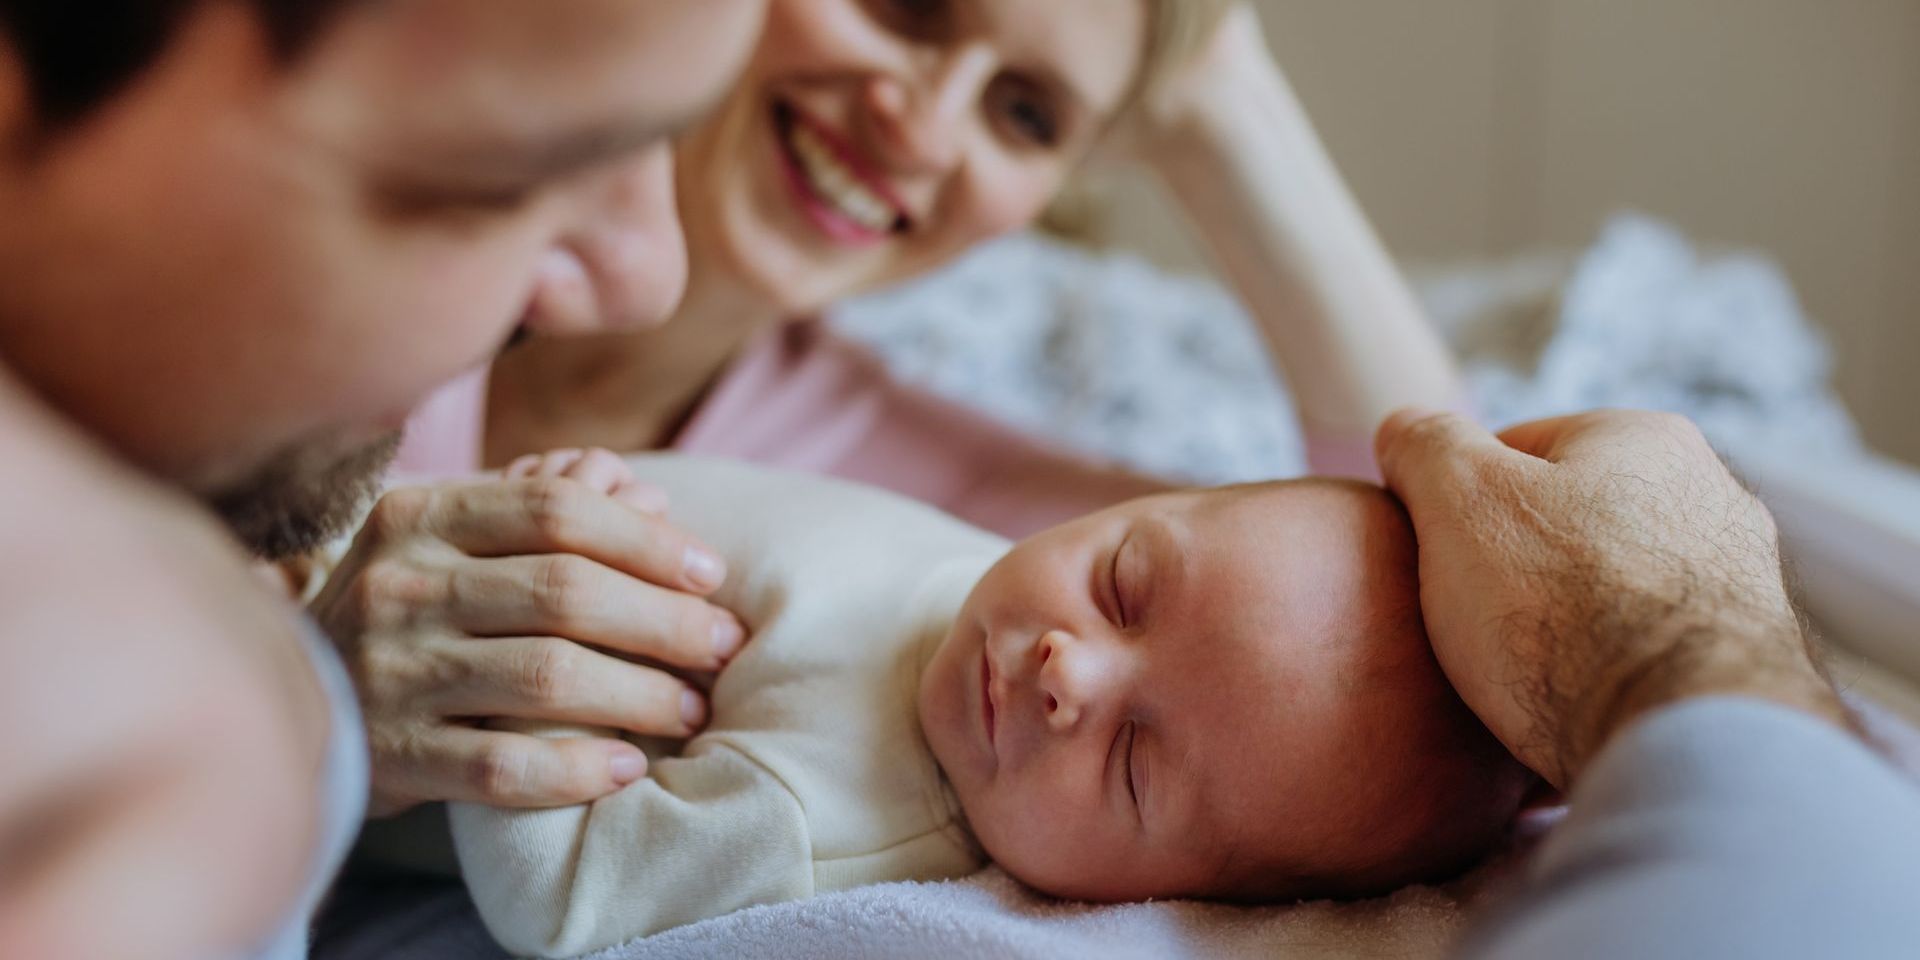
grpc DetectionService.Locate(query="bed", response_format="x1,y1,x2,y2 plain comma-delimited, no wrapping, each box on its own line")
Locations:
315,216,1920,960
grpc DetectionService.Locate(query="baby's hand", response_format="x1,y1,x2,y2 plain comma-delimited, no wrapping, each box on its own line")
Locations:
505,447,669,514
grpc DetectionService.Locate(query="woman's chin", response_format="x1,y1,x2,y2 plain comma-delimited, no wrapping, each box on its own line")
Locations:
714,226,864,316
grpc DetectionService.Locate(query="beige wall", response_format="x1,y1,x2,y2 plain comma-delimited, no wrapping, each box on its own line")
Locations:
1083,0,1920,465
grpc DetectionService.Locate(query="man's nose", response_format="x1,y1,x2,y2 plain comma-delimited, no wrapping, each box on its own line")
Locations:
864,45,996,175
520,145,689,336
1036,629,1120,733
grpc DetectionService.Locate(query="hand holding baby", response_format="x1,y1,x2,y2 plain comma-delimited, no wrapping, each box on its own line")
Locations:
311,448,746,816
1375,409,1849,789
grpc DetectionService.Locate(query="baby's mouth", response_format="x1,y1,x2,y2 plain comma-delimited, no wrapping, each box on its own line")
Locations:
981,651,998,760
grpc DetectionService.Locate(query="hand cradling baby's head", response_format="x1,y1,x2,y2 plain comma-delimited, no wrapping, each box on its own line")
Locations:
919,480,1532,902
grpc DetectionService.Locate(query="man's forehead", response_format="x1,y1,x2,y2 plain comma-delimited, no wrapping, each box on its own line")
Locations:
306,0,760,160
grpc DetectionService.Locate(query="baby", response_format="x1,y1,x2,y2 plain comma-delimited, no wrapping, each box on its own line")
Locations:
448,452,1531,958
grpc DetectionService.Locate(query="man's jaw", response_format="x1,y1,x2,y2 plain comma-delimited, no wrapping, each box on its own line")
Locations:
206,430,402,560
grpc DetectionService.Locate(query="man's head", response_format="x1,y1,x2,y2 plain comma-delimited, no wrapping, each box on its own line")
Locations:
0,0,764,557
920,480,1532,902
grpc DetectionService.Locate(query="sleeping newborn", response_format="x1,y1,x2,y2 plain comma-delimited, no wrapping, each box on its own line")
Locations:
450,453,1530,958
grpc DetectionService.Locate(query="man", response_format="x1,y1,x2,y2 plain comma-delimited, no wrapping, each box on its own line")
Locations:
0,1,763,957
1374,409,1920,960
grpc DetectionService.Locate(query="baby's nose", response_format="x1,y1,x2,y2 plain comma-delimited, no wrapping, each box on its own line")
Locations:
1036,630,1112,733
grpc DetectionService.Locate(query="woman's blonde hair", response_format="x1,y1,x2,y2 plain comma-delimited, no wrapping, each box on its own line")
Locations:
1039,0,1237,242
1127,0,1238,119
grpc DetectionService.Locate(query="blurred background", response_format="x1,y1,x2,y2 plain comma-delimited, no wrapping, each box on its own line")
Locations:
1071,0,1920,467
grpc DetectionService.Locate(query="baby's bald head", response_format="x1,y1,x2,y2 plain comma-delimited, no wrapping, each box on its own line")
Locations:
922,479,1532,904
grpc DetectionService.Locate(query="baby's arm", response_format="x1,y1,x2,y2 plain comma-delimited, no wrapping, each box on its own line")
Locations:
450,740,811,958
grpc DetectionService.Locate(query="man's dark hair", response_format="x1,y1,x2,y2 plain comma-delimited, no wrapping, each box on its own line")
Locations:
0,0,350,129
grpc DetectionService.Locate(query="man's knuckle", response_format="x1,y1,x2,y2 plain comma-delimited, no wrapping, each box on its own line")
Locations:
1396,412,1454,451
467,743,529,799
365,558,444,607
522,642,581,705
534,557,597,623
366,488,432,541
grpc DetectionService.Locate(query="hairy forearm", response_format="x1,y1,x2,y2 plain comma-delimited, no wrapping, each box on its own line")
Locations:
1147,54,1460,439
1538,571,1850,787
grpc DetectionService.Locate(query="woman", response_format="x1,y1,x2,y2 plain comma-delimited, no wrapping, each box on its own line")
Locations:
313,0,1460,820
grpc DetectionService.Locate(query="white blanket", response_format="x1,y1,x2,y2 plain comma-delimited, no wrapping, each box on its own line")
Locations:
318,854,1526,960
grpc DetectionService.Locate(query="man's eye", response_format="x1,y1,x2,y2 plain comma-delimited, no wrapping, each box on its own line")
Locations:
372,182,541,222
869,0,951,37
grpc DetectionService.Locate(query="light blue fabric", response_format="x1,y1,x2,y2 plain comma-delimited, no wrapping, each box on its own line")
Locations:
246,621,369,960
1458,697,1920,960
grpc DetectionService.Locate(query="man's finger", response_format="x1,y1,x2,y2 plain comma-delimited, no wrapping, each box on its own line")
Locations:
444,555,744,669
421,479,727,595
1500,409,1710,466
428,727,647,808
1374,409,1515,505
436,636,711,738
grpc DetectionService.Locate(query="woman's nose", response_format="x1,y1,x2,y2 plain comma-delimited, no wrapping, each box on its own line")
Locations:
520,145,689,335
864,45,997,174
1036,629,1117,733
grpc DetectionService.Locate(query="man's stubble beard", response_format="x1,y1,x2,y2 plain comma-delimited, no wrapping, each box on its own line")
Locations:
207,431,403,560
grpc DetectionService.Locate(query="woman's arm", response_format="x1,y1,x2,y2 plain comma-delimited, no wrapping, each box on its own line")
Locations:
1140,6,1461,450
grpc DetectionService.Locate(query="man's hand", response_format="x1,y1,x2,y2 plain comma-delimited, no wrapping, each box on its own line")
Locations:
312,448,745,817
1375,409,1848,788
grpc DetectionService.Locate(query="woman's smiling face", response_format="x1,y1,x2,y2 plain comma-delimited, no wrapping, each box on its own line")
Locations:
674,0,1148,313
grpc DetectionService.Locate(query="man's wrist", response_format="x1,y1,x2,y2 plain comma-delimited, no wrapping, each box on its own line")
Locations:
1559,617,1849,784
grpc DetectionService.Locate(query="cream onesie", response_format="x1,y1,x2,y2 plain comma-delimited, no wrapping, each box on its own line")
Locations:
449,455,1011,958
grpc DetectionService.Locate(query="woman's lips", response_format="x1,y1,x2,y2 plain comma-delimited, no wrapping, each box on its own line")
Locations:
771,101,908,247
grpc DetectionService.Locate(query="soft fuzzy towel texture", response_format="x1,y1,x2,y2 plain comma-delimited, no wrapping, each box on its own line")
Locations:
319,856,1520,960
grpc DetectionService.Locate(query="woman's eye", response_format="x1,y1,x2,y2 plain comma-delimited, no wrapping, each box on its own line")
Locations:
988,78,1061,148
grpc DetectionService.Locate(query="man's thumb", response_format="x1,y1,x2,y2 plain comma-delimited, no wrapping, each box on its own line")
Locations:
1374,409,1509,504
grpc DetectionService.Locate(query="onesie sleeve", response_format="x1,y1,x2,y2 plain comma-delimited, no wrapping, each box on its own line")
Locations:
448,739,812,959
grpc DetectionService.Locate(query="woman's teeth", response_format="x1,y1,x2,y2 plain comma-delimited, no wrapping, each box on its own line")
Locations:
787,121,897,233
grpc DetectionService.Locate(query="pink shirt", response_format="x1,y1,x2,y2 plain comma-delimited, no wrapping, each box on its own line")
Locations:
394,320,1370,539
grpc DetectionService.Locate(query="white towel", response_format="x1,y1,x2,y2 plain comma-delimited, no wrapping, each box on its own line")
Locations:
319,853,1526,960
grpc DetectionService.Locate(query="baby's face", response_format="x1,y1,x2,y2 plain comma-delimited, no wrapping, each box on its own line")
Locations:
919,480,1524,902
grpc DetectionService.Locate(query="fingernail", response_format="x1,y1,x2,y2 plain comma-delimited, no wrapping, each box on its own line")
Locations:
683,547,726,590
711,613,746,660
680,690,709,730
609,750,647,785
